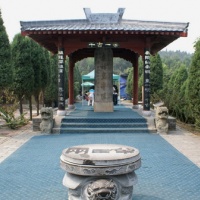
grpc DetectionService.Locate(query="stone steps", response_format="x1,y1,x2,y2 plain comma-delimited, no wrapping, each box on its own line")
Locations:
61,118,147,123
61,122,147,128
56,117,156,134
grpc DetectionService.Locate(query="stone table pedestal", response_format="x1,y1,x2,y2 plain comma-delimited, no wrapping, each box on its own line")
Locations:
60,144,141,200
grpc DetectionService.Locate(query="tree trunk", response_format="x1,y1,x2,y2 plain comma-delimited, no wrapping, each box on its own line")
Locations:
36,98,40,116
29,96,32,120
35,94,40,116
40,90,45,107
19,98,23,115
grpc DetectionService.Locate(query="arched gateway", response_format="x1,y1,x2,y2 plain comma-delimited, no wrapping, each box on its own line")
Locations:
20,8,189,115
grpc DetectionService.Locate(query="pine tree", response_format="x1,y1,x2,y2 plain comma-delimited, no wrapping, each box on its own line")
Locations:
44,55,58,107
0,10,12,90
30,40,42,115
126,67,133,98
172,65,188,119
11,34,34,115
40,49,50,106
126,58,143,101
150,53,163,95
165,64,187,116
187,38,200,128
74,65,82,98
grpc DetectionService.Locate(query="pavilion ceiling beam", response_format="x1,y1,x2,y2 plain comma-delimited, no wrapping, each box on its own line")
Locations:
70,48,136,63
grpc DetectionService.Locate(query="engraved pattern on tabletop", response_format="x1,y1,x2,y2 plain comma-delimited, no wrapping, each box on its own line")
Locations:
92,148,135,154
66,148,89,154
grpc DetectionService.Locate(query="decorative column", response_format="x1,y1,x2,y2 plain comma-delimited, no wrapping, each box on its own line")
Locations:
68,55,75,109
132,53,139,109
57,38,66,116
143,48,151,116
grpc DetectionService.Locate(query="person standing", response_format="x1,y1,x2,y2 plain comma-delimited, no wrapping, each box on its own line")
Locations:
113,85,118,105
88,87,95,106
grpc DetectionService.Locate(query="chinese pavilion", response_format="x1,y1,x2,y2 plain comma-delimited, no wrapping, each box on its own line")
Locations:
20,8,189,115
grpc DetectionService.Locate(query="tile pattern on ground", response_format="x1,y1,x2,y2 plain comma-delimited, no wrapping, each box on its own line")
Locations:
0,133,200,200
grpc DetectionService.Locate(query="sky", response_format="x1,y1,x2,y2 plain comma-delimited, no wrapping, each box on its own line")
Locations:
0,0,199,54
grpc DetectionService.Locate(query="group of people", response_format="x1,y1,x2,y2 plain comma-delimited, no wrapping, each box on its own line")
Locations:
84,85,118,106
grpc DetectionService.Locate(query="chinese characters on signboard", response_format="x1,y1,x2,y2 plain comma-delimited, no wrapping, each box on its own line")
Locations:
144,50,150,110
88,42,119,48
58,50,65,110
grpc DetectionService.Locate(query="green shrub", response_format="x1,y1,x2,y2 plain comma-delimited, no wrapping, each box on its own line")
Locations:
0,90,29,129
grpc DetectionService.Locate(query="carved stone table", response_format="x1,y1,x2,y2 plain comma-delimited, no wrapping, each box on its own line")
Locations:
60,144,141,200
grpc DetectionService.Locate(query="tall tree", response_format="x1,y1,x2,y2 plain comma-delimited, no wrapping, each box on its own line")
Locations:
113,58,130,75
126,57,143,101
179,79,193,123
171,64,188,118
11,34,34,115
77,58,94,75
126,67,133,98
0,10,12,91
150,53,163,95
30,40,42,115
187,38,200,128
40,49,50,106
44,55,58,107
74,65,82,98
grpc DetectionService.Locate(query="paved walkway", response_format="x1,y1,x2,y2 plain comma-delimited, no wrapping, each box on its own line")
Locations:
0,122,41,163
1,121,200,168
161,126,200,168
1,103,200,166
0,103,200,200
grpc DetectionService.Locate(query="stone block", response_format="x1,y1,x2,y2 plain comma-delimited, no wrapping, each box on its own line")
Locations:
32,117,41,131
168,116,176,130
94,102,113,112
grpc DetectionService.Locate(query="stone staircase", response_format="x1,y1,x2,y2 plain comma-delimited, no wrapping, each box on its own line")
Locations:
58,117,155,134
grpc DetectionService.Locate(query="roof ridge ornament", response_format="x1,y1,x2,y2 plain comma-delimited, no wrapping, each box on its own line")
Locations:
83,8,125,23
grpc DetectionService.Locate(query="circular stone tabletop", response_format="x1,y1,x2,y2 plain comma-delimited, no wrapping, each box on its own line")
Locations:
60,144,141,176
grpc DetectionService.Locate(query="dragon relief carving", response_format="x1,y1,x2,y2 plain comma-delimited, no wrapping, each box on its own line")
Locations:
86,179,117,200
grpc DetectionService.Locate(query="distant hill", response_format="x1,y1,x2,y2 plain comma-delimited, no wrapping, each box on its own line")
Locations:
77,50,193,75
159,50,192,69
159,50,192,61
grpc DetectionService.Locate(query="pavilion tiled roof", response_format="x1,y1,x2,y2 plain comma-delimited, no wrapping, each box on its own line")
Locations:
20,8,189,55
21,19,189,33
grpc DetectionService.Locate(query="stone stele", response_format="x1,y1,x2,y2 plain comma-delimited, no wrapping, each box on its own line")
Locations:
94,48,114,112
60,144,141,200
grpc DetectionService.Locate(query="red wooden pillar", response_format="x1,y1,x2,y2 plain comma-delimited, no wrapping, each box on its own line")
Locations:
68,55,75,109
133,53,139,108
